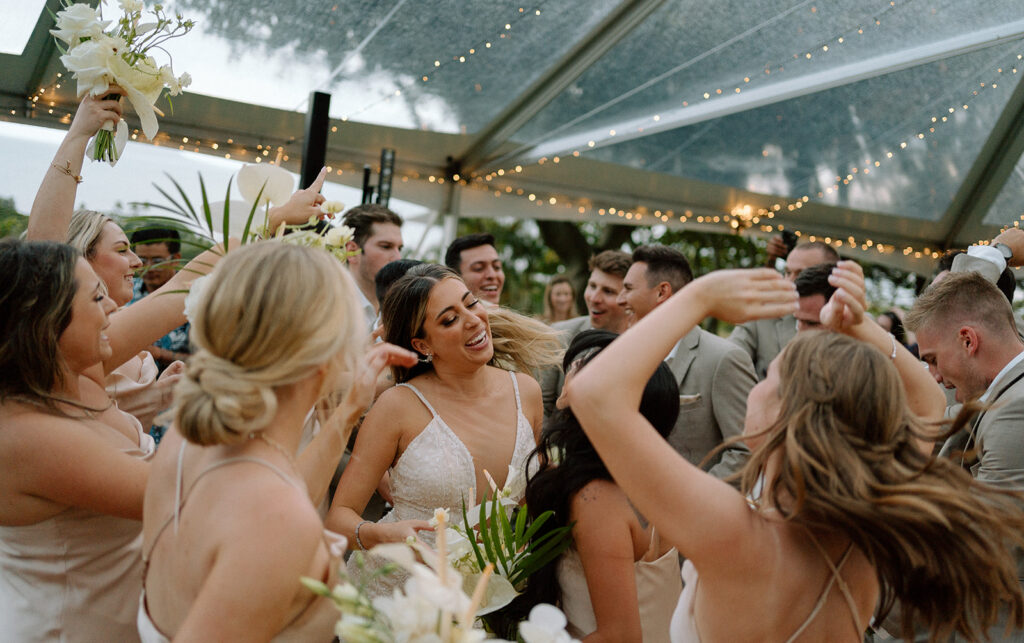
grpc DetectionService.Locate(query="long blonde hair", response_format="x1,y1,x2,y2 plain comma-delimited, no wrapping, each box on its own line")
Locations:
740,331,1024,641
67,210,115,258
175,243,365,444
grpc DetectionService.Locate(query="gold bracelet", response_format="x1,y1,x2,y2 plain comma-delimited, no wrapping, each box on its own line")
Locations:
51,161,83,184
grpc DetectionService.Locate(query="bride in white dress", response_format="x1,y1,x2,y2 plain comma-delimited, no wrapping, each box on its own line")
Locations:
327,265,553,586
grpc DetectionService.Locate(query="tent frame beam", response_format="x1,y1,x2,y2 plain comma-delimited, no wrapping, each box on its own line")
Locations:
457,0,668,174
940,73,1024,248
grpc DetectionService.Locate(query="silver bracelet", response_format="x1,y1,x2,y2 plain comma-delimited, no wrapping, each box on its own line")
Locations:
355,520,371,550
888,332,898,360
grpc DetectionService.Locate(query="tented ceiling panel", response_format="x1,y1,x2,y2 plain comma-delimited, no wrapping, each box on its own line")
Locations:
580,43,1023,221
984,151,1024,226
512,0,1024,146
170,0,621,133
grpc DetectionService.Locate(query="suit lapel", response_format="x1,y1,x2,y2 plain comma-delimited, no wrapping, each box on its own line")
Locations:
669,326,701,384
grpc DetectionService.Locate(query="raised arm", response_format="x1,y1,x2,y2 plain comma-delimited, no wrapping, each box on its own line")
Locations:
821,261,946,426
297,343,416,505
567,269,796,566
100,243,227,374
27,93,122,241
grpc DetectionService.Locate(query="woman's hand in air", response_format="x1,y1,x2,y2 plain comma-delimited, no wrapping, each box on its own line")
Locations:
820,261,867,334
688,268,798,324
68,90,123,142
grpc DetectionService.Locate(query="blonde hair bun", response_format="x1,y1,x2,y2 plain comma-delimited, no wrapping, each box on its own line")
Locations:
174,242,365,445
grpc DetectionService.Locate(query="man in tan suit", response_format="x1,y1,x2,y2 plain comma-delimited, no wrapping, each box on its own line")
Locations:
905,269,1024,642
729,241,838,379
618,245,756,479
541,250,631,416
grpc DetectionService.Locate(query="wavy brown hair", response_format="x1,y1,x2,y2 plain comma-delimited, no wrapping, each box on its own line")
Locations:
382,264,561,383
738,331,1024,641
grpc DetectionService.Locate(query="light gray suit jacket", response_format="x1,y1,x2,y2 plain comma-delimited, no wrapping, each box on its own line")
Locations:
539,315,593,417
669,326,756,480
939,357,1024,641
728,315,797,380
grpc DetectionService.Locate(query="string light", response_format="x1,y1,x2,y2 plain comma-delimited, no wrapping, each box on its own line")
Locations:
337,1,552,122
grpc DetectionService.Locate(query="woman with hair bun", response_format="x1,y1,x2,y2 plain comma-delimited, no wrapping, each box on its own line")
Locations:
139,243,416,641
568,261,1024,642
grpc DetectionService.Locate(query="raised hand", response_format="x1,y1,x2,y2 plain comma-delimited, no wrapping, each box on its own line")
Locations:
69,90,124,142
266,167,332,230
820,260,866,333
689,268,798,324
342,342,418,415
992,228,1024,268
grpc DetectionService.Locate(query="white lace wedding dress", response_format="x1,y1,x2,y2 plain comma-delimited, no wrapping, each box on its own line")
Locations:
349,370,535,595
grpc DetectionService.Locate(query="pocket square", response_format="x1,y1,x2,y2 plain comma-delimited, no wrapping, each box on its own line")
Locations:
679,393,702,407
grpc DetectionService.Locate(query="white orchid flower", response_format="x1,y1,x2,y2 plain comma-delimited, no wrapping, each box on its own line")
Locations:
519,604,578,643
429,507,450,528
236,164,294,207
324,224,354,248
320,200,345,215
183,274,211,323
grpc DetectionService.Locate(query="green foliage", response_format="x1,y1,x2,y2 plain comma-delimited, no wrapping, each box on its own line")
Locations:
127,172,266,256
0,198,28,238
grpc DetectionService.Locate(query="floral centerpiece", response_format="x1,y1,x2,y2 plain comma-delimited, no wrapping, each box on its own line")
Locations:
50,0,194,164
302,511,577,643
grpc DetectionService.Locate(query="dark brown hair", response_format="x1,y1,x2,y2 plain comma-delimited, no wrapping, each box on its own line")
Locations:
0,239,81,414
340,203,403,248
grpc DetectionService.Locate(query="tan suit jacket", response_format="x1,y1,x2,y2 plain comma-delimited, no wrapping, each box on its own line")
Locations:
941,356,1024,641
669,327,756,480
728,315,797,380
540,316,594,417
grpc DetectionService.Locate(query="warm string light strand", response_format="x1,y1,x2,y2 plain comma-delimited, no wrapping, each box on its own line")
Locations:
8,53,1024,261
334,2,552,125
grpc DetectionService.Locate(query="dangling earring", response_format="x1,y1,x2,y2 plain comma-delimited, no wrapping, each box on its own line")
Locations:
418,352,433,364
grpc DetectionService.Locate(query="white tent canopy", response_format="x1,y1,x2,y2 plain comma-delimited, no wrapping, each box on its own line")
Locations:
4,0,1024,273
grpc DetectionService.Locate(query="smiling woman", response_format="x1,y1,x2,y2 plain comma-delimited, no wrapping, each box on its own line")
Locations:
327,263,561,594
0,239,154,642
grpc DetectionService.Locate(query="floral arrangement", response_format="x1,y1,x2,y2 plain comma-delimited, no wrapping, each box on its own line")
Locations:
302,511,577,643
50,0,194,164
426,468,574,638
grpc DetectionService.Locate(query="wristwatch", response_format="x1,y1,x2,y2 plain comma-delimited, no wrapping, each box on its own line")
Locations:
993,242,1014,262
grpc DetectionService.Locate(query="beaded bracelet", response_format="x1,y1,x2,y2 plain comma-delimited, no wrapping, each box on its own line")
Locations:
51,161,83,184
355,520,371,550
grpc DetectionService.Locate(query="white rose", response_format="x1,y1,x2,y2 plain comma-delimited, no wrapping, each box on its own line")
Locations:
51,4,110,47
237,164,294,207
59,36,120,97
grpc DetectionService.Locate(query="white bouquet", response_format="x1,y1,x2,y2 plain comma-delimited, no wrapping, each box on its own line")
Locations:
302,512,578,642
50,0,194,165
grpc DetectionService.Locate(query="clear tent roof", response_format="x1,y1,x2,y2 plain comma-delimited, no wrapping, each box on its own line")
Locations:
3,0,1024,273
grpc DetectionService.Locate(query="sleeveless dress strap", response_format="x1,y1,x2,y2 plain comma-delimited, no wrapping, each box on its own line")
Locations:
397,382,440,418
143,448,305,564
508,370,522,413
784,530,860,643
